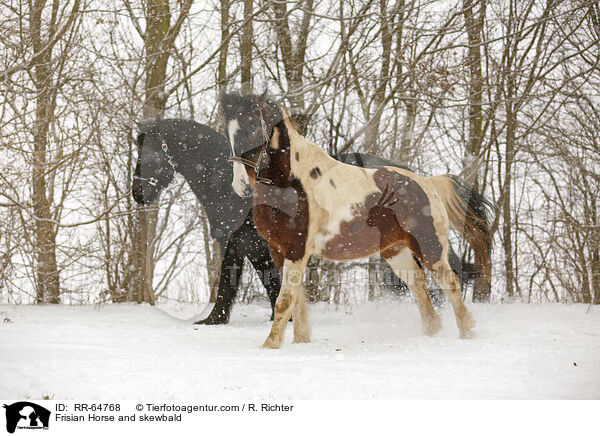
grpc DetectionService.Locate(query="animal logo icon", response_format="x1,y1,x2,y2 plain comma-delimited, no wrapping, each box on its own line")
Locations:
3,402,50,434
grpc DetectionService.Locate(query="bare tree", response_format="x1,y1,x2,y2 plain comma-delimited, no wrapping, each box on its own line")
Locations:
1,0,599,308
267,0,314,133
0,0,84,303
128,0,193,304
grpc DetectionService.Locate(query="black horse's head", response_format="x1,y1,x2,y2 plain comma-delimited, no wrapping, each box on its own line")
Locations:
132,121,176,205
220,91,283,197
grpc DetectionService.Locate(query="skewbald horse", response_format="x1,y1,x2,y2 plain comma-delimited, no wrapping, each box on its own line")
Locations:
221,92,493,348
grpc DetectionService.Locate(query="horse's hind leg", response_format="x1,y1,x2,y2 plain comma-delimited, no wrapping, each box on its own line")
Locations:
431,260,476,339
263,258,309,349
195,232,243,325
383,245,442,336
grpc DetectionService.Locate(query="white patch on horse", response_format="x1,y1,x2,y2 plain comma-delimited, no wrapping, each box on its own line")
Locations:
281,116,380,255
227,119,239,153
232,162,250,196
312,166,381,255
227,119,250,196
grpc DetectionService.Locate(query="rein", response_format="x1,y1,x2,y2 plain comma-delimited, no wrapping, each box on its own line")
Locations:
160,139,177,171
133,175,158,186
227,109,273,185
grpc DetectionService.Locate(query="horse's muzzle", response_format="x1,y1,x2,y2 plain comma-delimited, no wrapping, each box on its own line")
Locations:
233,181,254,198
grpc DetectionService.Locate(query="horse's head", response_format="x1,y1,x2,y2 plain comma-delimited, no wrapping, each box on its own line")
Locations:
132,121,176,205
220,91,283,197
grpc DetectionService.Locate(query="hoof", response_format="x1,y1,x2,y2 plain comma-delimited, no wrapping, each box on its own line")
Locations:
423,315,442,336
463,312,476,330
292,334,311,344
459,329,476,339
194,315,229,325
262,336,282,349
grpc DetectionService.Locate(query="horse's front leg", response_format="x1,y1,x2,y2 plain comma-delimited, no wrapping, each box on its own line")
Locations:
263,258,309,349
291,283,310,344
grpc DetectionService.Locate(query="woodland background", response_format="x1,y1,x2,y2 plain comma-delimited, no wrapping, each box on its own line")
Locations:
0,0,599,306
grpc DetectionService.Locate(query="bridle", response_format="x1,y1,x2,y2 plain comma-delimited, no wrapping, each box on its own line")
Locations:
133,137,177,187
227,109,273,185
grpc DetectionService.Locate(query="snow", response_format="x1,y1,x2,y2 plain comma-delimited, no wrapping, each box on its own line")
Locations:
1,301,599,400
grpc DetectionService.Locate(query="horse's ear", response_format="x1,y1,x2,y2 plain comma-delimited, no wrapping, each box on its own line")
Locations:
220,92,238,117
258,89,268,103
288,112,301,128
219,92,231,106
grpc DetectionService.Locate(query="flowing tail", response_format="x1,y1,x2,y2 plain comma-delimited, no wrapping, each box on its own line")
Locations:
430,175,494,286
447,245,479,286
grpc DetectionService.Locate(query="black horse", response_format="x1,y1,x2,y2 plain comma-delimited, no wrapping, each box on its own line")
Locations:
132,118,476,324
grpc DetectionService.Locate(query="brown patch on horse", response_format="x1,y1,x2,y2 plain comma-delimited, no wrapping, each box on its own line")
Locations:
246,166,257,187
274,291,293,313
267,242,285,269
321,212,386,260
323,169,443,268
310,167,322,179
252,121,309,264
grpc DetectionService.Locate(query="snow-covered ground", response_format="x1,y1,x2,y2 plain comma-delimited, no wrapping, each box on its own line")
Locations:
1,301,599,399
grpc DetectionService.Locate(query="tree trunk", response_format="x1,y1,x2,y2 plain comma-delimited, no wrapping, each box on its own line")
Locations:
199,213,221,303
271,0,314,134
399,97,416,161
591,194,600,304
32,49,60,304
502,98,516,301
218,0,231,97
363,0,393,154
240,0,253,93
129,0,192,304
463,0,491,303
367,258,378,301
592,248,600,304
132,0,172,305
462,0,484,181
30,0,80,303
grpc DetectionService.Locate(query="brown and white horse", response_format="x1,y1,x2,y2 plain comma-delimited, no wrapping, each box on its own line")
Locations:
221,92,493,348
